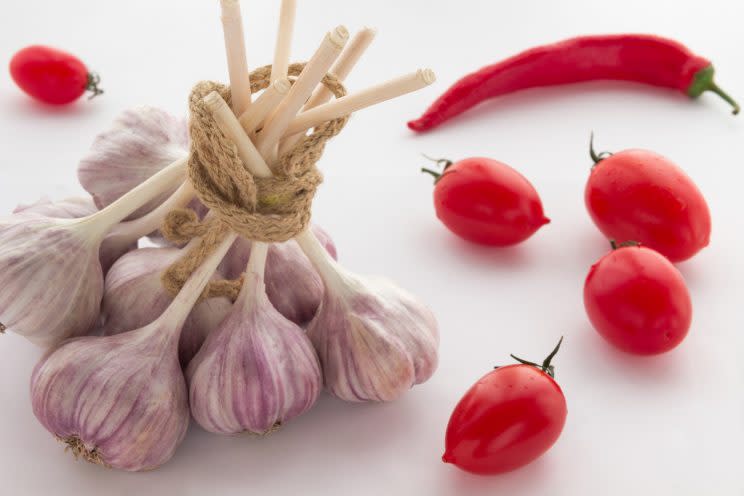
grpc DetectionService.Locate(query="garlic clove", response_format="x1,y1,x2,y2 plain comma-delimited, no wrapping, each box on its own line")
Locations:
221,224,337,326
77,106,189,220
14,196,98,218
102,247,232,366
0,215,103,347
297,231,439,403
187,243,322,435
30,328,189,471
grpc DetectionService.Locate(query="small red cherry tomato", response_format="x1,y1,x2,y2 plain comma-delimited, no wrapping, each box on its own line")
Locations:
9,45,103,105
584,242,692,355
584,135,711,262
422,156,549,246
444,338,567,475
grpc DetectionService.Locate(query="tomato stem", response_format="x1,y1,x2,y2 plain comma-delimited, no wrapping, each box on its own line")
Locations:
422,153,453,170
610,239,641,250
589,132,613,167
509,336,563,378
421,167,441,181
86,72,104,100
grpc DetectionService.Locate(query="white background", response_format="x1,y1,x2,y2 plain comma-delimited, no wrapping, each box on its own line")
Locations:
1,1,742,494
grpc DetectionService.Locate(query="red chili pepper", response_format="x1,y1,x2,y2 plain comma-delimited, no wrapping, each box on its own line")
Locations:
408,34,739,132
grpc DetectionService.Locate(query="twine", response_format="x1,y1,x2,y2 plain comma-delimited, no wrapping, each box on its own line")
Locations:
161,63,348,300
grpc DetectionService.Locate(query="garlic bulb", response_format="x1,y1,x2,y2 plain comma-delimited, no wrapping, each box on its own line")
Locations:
14,196,98,218
296,231,439,402
12,196,136,274
187,242,322,434
78,106,190,220
221,224,337,326
0,215,103,347
0,159,187,347
102,247,233,366
30,233,235,471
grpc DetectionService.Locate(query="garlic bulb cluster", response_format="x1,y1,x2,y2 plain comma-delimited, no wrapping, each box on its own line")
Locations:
187,243,322,434
30,235,235,472
0,159,187,346
102,247,233,365
14,196,98,218
297,232,439,402
221,224,337,326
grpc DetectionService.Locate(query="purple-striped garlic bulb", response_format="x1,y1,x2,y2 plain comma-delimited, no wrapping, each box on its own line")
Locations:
13,196,139,274
102,246,232,366
296,230,439,402
78,106,190,220
30,233,235,471
221,224,337,326
187,242,322,434
0,160,187,347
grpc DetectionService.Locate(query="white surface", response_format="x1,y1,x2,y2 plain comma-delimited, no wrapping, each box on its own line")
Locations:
1,1,743,494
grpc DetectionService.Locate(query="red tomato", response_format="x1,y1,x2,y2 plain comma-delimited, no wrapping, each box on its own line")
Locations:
9,45,103,105
584,137,711,262
584,243,692,355
423,157,549,246
443,339,567,475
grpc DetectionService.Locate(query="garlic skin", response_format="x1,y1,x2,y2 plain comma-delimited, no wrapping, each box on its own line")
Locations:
14,196,98,218
30,328,188,471
102,247,233,366
13,196,137,275
0,215,102,347
221,224,337,326
30,233,236,471
78,107,189,220
298,233,439,402
187,244,322,434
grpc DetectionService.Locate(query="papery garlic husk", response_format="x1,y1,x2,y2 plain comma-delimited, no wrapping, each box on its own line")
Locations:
298,232,439,402
187,243,322,434
221,224,337,326
30,233,235,471
102,247,233,366
77,106,190,220
0,215,103,347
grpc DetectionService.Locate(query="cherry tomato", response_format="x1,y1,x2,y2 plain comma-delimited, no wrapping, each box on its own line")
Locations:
9,45,103,105
422,157,549,246
584,136,711,262
584,243,692,355
443,339,567,475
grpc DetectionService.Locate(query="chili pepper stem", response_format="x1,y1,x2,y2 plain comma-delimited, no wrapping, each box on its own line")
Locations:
688,66,740,115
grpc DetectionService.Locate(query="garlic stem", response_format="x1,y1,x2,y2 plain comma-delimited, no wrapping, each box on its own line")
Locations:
279,27,377,155
238,78,291,135
220,0,252,114
256,27,348,162
78,156,188,239
270,0,297,83
107,180,195,244
204,92,274,177
159,232,238,333
246,241,269,277
295,229,346,291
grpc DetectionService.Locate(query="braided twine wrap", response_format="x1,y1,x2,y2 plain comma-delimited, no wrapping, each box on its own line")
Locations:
161,63,348,300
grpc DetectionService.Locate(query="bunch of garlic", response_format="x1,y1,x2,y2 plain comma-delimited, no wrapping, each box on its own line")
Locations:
0,159,186,346
31,235,235,471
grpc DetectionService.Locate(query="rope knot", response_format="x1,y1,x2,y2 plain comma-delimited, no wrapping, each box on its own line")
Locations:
160,63,348,299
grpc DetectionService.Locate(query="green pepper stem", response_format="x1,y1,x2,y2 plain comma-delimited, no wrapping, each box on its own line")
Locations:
688,65,740,115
